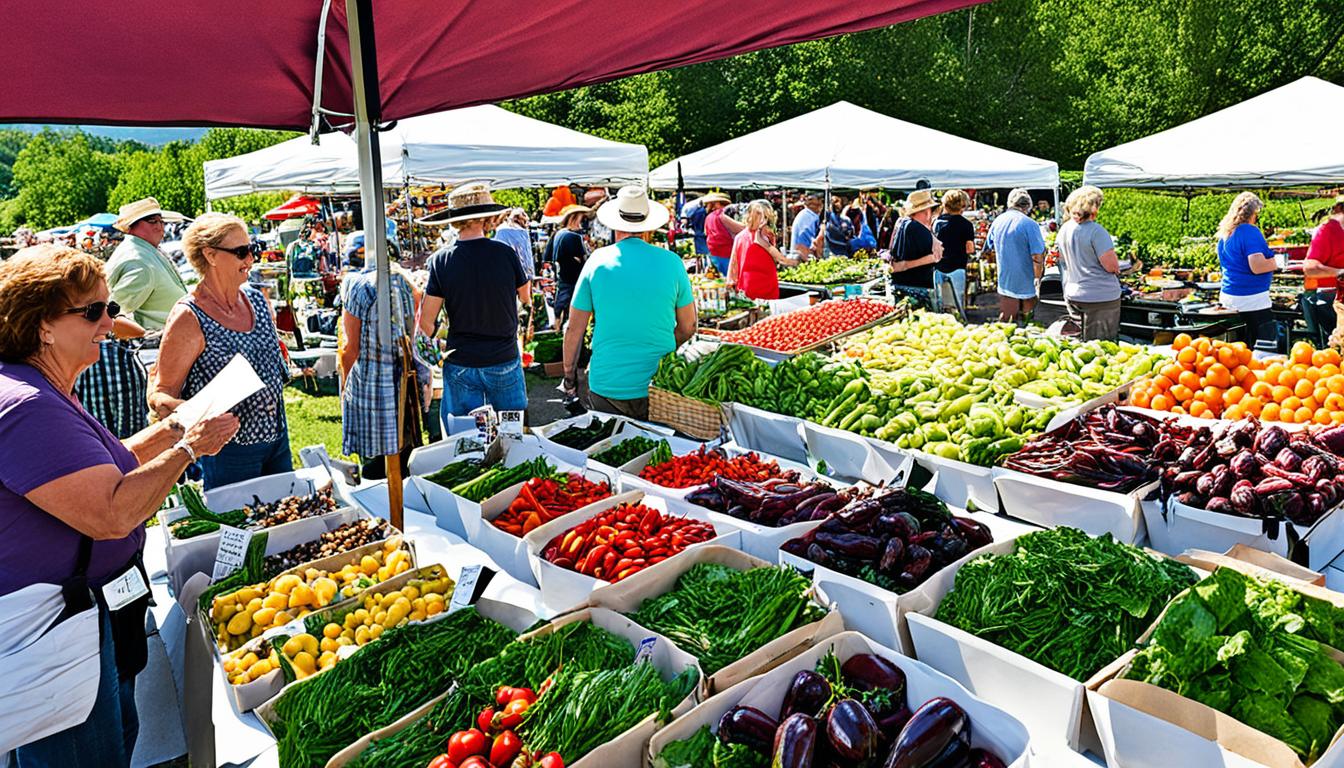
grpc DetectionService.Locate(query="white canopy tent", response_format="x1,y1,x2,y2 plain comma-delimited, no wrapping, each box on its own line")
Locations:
1084,77,1344,189
647,101,1059,191
203,104,648,199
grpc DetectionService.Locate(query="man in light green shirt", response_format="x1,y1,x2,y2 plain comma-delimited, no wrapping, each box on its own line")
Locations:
107,197,187,331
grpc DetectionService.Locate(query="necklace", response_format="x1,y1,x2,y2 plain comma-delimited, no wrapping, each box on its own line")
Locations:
199,282,243,319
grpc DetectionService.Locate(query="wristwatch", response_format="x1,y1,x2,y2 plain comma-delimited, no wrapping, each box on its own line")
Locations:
173,439,197,462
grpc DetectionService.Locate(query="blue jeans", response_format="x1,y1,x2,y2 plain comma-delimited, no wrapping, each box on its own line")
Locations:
440,359,529,428
14,607,138,768
932,269,967,317
199,427,294,490
710,256,730,275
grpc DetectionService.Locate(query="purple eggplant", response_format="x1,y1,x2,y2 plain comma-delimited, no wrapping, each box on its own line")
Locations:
780,670,832,720
815,531,882,560
1254,425,1290,458
1275,447,1303,473
1255,477,1295,495
1266,491,1310,525
718,706,778,754
806,542,834,567
1195,473,1216,498
1303,455,1333,484
882,697,969,768
880,537,906,573
968,748,1007,768
826,699,881,760
1229,482,1258,516
837,498,884,527
685,486,727,511
949,517,992,549
876,512,921,540
771,713,818,768
1173,470,1202,491
878,705,914,740
781,537,809,557
842,654,907,695
1205,496,1233,514
924,736,971,767
903,544,933,580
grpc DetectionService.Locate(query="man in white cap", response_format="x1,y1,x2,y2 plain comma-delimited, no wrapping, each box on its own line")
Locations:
561,186,696,419
73,197,187,437
418,182,531,428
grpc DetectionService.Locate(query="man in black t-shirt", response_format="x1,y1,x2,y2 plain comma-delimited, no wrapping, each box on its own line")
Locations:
889,189,942,306
418,182,531,428
545,203,592,327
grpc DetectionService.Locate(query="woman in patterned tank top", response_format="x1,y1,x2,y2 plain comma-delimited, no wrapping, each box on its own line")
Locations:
151,213,292,490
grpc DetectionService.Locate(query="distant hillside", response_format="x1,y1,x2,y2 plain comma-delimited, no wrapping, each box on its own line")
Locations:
5,124,208,146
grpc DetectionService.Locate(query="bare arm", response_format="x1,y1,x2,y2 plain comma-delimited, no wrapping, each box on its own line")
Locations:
1098,248,1121,274
758,229,797,267
112,315,145,340
1248,252,1279,275
25,413,239,541
674,302,697,346
721,215,745,237
340,311,361,382
517,281,532,305
148,304,204,419
122,418,187,467
562,308,591,379
419,294,444,336
965,240,977,256
1302,258,1342,279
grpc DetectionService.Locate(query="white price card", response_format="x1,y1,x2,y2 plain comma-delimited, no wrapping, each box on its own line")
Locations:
101,564,149,611
172,353,265,430
634,636,657,665
336,643,361,660
449,564,484,613
212,525,253,582
497,410,525,440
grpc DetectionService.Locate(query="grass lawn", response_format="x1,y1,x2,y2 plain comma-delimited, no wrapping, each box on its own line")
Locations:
284,387,347,466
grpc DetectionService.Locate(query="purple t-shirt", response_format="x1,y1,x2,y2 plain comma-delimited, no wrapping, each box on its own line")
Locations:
0,362,142,596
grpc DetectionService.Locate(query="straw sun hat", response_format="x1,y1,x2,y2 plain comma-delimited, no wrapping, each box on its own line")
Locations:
415,181,507,225
595,185,670,234
113,197,164,233
901,188,939,216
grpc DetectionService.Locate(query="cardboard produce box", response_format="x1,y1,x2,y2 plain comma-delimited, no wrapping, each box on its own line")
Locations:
406,434,552,537
993,468,1155,544
781,509,1039,655
647,630,1033,768
325,606,701,768
468,462,618,586
523,490,742,613
584,544,844,695
1087,564,1344,768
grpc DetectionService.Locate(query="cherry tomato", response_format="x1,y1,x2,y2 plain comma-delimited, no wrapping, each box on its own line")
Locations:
489,730,523,766
476,706,495,734
494,697,530,729
427,754,457,768
446,729,487,762
538,752,565,768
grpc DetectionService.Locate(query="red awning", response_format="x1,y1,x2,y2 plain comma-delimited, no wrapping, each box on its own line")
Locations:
263,194,322,221
3,0,983,129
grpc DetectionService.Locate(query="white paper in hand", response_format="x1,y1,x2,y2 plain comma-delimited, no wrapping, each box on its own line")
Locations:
172,353,265,429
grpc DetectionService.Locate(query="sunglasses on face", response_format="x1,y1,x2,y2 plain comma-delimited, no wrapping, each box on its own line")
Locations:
213,243,255,259
65,301,121,322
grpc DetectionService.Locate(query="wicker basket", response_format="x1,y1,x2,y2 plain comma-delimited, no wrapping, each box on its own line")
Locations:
648,386,723,440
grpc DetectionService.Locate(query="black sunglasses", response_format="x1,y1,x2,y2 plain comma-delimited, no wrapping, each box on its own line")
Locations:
213,243,256,259
65,301,121,322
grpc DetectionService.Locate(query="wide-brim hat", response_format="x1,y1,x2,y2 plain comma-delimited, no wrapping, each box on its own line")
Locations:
113,197,163,232
557,204,593,223
902,188,939,216
416,180,507,225
596,185,670,234
699,192,731,205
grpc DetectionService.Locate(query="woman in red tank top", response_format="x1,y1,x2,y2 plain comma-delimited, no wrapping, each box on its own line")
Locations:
728,200,799,300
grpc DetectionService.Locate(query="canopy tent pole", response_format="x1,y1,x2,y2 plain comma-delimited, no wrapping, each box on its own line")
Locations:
781,188,789,250
823,172,832,258
345,0,403,530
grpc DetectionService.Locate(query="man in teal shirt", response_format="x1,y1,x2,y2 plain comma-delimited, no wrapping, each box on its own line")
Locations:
562,186,696,419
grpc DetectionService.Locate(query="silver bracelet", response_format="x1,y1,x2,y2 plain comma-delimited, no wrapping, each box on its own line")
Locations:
173,439,197,462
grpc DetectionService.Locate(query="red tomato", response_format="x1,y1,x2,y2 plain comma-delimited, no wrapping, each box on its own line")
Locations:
538,753,565,768
446,729,487,762
489,730,524,766
476,706,495,734
495,697,531,729
457,758,491,768
427,755,457,768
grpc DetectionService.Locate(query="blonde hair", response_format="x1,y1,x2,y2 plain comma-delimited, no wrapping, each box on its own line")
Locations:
182,212,248,273
941,189,970,215
744,200,776,232
1217,192,1263,240
0,245,104,361
1065,185,1104,221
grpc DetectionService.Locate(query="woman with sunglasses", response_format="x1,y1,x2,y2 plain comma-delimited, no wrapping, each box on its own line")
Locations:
0,245,238,766
151,213,293,490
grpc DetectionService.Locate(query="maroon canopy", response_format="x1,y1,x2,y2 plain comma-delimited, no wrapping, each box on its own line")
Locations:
5,0,981,129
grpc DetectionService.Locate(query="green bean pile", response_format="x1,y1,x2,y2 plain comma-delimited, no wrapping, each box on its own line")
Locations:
270,606,515,767
934,527,1196,680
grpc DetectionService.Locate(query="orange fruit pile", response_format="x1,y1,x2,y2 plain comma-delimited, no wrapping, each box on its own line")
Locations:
1133,336,1344,424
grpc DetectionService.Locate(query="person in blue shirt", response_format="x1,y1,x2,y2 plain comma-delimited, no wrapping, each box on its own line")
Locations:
562,186,696,419
985,188,1047,322
790,193,825,260
680,197,709,256
1216,192,1279,351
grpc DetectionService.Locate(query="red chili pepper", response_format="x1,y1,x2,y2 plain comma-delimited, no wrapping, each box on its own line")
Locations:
476,706,495,733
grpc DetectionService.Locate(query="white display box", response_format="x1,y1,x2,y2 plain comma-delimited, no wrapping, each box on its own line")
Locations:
647,631,1034,768
798,419,914,486
405,434,551,536
723,402,810,465
467,462,618,587
910,448,999,512
779,510,1039,655
584,544,844,696
532,411,674,468
993,468,1155,544
522,490,742,613
620,443,817,503
1144,493,1344,572
584,429,704,481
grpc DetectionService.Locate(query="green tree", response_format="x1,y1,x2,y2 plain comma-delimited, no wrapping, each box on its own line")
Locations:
10,130,118,230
